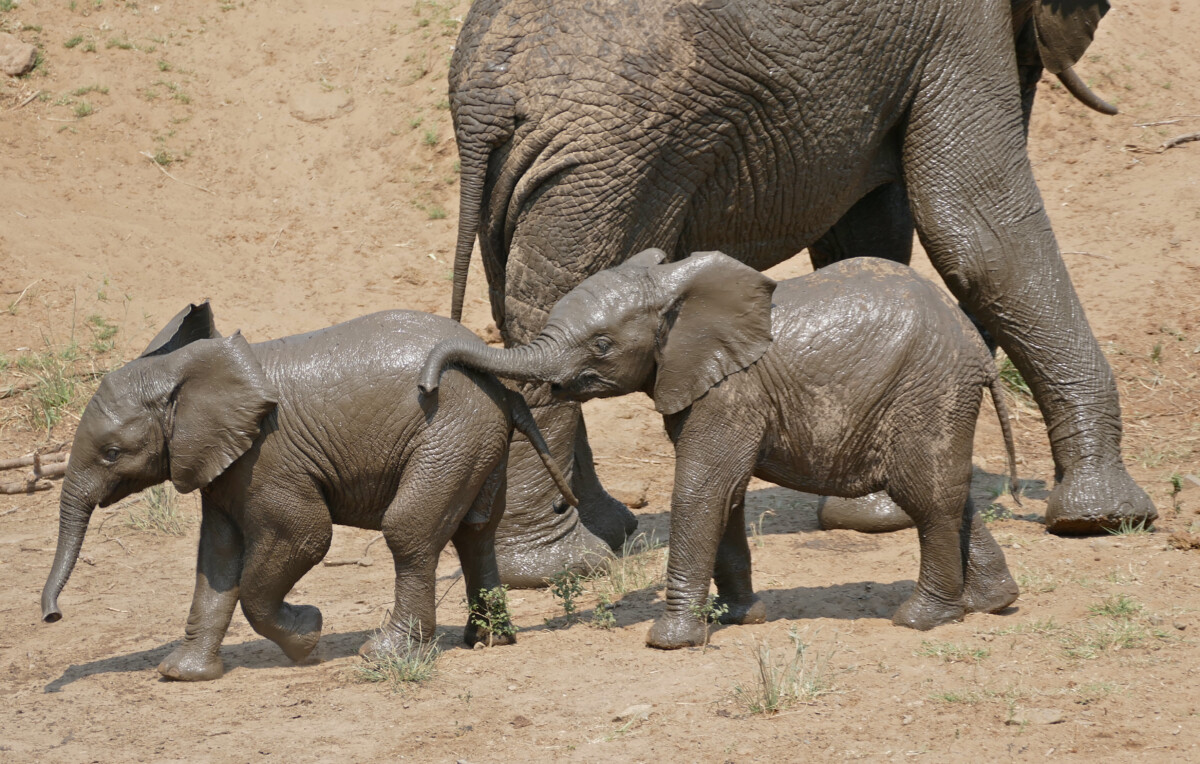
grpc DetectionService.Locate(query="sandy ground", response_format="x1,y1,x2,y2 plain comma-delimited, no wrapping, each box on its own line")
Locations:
2,1,1199,761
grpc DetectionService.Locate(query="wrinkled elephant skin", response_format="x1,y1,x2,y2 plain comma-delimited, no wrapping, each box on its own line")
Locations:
424,253,1024,646
445,0,1151,573
40,303,573,680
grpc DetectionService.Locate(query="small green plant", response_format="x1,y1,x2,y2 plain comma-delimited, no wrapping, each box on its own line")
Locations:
471,586,517,647
0,0,16,12
408,115,424,129
548,567,585,623
354,627,440,691
1088,594,1141,619
151,148,174,166
733,628,835,714
915,641,990,664
86,314,119,353
421,129,438,146
1171,473,1185,510
986,617,1061,636
590,593,617,630
931,690,982,704
127,484,189,535
997,354,1033,403
688,595,729,651
73,101,94,118
980,503,1012,523
71,84,108,96
83,39,96,53
64,35,84,48
1150,342,1163,364
1105,517,1153,536
157,59,171,71
426,206,447,220
106,37,134,50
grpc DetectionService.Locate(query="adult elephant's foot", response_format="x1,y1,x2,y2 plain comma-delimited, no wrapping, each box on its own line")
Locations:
274,603,323,663
495,506,612,588
715,594,766,626
818,492,915,533
358,625,438,660
1045,462,1157,534
158,643,224,681
646,612,707,650
571,418,640,549
891,593,965,631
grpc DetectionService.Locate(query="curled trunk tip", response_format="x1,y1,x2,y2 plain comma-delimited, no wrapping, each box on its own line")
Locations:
1055,67,1118,116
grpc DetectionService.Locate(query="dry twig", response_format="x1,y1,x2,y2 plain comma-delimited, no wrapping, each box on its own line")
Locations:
139,151,216,195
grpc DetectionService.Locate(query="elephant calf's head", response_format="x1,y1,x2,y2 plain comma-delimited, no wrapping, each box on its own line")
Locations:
421,249,777,416
42,303,277,623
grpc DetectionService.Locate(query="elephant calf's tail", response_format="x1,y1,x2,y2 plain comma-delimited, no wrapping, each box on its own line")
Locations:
505,389,579,510
986,372,1023,507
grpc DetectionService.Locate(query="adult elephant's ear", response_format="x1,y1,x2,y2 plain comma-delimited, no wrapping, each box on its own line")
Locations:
164,333,279,493
139,302,221,358
1033,0,1108,74
650,251,776,416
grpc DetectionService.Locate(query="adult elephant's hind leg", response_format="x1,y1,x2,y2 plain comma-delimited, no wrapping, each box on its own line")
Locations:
158,502,243,681
902,28,1155,534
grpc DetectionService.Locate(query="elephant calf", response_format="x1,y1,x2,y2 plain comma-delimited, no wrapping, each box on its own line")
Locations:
41,303,574,680
422,251,1020,648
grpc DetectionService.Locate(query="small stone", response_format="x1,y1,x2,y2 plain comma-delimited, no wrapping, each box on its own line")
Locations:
288,82,354,123
1007,708,1066,726
613,704,653,722
1174,620,1188,631
472,641,485,650
0,33,38,77
511,715,532,728
901,715,914,725
507,684,518,691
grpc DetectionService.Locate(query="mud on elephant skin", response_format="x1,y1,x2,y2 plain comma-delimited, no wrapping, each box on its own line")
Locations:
446,0,1151,561
424,252,1023,648
40,302,575,681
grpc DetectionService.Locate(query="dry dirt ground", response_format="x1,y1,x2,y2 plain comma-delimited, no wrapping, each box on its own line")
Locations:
2,1,1199,761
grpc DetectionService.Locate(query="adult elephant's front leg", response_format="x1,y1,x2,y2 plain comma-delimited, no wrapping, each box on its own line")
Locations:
902,28,1155,535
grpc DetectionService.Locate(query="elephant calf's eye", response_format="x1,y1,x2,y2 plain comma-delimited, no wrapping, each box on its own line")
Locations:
103,447,121,462
593,336,613,355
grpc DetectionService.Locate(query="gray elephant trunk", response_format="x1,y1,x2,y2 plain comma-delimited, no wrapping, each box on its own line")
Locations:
41,474,95,623
419,336,559,394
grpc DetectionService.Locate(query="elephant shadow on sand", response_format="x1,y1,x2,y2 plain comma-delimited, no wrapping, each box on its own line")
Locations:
43,626,477,693
596,467,1044,630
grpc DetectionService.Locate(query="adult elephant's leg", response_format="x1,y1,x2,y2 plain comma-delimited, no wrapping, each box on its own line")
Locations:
158,501,243,681
808,182,919,533
902,35,1155,534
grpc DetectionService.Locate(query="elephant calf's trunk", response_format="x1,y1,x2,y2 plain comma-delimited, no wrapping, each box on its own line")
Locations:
41,488,94,623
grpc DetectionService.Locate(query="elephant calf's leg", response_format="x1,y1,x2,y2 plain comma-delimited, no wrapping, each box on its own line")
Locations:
238,506,332,663
159,505,243,681
453,462,516,647
712,489,765,626
959,500,1019,614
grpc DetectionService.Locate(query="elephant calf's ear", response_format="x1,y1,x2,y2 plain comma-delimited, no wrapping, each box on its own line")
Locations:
140,302,221,358
167,333,278,493
1033,0,1108,74
651,251,776,416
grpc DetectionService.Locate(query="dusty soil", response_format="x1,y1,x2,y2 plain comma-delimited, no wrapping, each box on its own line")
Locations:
2,1,1199,761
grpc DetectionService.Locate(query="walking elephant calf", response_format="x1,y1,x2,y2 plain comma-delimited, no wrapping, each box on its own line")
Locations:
422,250,1021,649
41,303,575,680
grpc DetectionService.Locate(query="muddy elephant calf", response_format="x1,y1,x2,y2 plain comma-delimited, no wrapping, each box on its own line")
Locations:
423,251,1020,648
41,303,574,680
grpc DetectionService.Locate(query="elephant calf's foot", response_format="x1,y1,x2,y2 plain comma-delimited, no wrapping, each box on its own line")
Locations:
158,644,224,681
646,612,709,650
964,569,1019,614
891,593,965,631
715,594,767,625
463,619,517,648
1045,463,1157,535
818,493,915,533
272,603,323,663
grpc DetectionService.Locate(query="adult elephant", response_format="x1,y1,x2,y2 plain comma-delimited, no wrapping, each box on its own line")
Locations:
446,0,1155,585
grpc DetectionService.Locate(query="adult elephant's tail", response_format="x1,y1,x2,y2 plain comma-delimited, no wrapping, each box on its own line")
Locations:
987,372,1023,508
450,137,490,323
